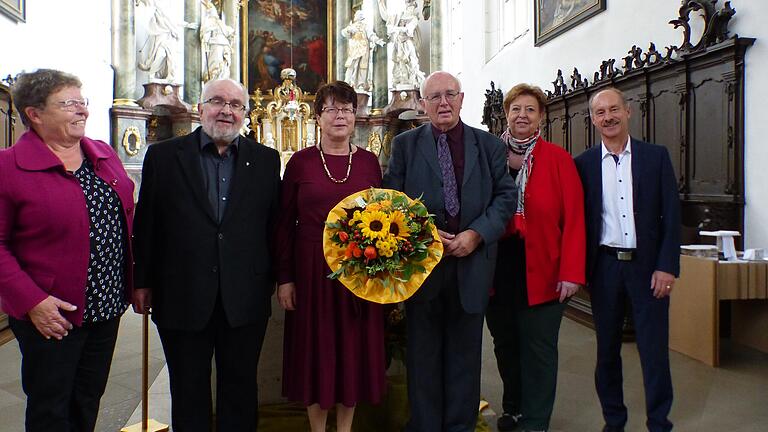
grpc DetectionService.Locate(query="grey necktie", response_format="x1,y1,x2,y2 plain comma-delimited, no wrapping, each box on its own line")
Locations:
437,133,460,217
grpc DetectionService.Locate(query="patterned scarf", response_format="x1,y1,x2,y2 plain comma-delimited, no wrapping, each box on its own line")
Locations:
501,127,539,219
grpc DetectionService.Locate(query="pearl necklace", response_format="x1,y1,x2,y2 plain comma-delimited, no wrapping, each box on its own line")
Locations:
319,142,353,184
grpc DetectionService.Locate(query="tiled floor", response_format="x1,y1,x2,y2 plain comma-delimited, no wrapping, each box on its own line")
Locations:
0,312,766,431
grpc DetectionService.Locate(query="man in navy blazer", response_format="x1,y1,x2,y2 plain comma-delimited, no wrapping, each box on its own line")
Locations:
574,88,680,432
383,71,516,431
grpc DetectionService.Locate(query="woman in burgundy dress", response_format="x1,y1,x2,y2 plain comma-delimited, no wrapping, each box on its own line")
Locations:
276,81,386,432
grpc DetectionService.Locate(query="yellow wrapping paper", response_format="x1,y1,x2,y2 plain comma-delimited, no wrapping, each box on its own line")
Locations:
322,188,443,304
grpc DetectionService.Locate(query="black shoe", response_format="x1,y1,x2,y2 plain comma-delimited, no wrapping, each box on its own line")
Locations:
602,426,624,432
497,413,522,431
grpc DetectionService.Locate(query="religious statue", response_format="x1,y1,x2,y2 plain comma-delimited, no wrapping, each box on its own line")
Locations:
340,10,385,92
136,0,179,82
379,0,425,90
200,1,235,83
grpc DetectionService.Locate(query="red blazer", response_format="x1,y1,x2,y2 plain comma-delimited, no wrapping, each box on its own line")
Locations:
0,130,135,326
503,138,586,305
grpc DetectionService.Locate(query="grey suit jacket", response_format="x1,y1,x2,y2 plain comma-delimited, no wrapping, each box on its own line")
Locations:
382,122,516,313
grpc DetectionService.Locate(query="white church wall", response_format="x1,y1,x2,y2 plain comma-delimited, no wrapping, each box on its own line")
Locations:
0,0,113,142
451,0,768,248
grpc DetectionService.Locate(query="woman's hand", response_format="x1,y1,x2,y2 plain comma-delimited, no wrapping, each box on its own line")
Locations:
277,282,296,310
556,281,580,303
132,288,152,314
27,295,76,340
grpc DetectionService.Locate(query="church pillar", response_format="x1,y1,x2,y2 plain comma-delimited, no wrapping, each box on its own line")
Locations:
111,0,137,105
429,0,442,74
335,0,353,82
372,2,388,109
222,0,241,82
184,0,202,105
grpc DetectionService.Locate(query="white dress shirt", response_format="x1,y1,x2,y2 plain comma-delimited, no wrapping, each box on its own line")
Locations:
600,136,637,248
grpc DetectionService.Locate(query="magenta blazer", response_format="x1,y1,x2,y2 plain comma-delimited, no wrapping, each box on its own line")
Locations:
0,130,135,326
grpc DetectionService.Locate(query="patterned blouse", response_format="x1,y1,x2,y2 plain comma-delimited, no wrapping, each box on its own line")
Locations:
73,159,128,322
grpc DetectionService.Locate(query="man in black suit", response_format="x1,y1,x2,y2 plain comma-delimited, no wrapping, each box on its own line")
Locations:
383,71,516,432
132,78,280,432
575,87,680,432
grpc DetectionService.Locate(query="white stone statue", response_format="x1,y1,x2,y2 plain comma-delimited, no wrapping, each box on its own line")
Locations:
137,0,179,82
200,2,235,83
340,10,385,92
379,0,425,90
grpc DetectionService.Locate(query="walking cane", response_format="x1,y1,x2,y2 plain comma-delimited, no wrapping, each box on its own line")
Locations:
121,312,169,432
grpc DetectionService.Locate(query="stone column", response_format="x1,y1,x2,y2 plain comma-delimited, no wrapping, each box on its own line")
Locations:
335,0,353,82
372,2,389,109
429,0,442,74
223,0,241,82
184,0,202,105
111,0,137,105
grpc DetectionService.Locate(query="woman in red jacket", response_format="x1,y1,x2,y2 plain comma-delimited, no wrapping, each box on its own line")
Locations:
0,69,135,432
487,84,586,432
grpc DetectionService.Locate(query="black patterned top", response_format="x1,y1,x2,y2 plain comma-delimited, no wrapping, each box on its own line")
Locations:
73,159,128,322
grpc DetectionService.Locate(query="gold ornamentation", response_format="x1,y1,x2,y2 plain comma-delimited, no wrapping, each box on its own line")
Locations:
382,131,394,158
161,85,172,96
112,98,139,107
367,131,382,156
122,126,143,157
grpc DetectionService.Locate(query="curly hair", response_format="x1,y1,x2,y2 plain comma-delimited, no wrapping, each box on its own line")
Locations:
502,83,547,115
11,69,82,127
314,80,357,116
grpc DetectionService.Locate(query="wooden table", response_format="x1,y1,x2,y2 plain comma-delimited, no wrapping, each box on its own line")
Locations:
670,255,768,366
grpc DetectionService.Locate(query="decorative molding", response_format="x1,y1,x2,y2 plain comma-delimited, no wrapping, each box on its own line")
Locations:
121,126,144,157
545,0,737,98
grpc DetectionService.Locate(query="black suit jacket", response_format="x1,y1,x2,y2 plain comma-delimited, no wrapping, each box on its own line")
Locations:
574,138,681,283
133,127,281,330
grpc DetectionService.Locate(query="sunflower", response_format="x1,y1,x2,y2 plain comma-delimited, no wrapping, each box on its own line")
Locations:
388,210,410,240
359,210,391,240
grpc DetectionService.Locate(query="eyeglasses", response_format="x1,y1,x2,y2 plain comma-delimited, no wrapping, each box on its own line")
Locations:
54,98,89,111
203,98,247,112
321,107,356,116
422,91,461,104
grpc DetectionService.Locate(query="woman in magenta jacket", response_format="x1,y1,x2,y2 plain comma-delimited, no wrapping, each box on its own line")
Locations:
487,83,586,432
0,69,135,432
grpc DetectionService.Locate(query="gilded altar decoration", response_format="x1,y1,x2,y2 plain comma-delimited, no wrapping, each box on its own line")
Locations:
323,188,443,304
249,68,318,171
121,126,144,157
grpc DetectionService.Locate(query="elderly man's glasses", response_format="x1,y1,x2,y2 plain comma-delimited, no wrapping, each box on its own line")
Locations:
54,98,89,111
422,91,461,104
322,107,356,116
203,98,247,112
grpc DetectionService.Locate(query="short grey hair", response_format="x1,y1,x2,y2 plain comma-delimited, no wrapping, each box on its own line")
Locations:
420,71,462,99
200,78,250,109
588,87,628,114
11,69,82,127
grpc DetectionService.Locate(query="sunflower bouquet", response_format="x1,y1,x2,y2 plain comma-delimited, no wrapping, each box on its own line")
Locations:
322,188,443,304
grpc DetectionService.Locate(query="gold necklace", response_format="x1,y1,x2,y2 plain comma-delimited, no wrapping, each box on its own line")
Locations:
319,142,353,183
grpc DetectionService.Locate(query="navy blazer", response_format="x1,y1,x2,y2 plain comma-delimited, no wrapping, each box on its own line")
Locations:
382,122,517,313
574,138,681,283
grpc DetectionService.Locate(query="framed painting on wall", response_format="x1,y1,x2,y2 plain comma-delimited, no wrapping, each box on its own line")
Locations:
534,0,606,46
0,0,25,22
241,0,334,95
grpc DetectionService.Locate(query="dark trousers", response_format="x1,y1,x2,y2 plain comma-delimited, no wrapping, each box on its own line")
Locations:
405,258,485,432
591,250,673,432
10,316,121,432
486,294,565,431
158,300,268,432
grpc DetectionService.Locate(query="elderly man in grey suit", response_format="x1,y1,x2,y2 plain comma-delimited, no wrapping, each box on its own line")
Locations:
383,71,517,431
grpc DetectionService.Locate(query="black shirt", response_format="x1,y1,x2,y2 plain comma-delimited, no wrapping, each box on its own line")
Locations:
73,159,128,322
199,131,239,223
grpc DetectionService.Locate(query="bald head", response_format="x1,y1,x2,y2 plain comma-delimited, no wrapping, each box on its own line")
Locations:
201,78,249,108
420,71,464,132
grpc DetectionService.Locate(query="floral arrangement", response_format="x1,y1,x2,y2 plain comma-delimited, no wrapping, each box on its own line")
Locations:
322,188,443,304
